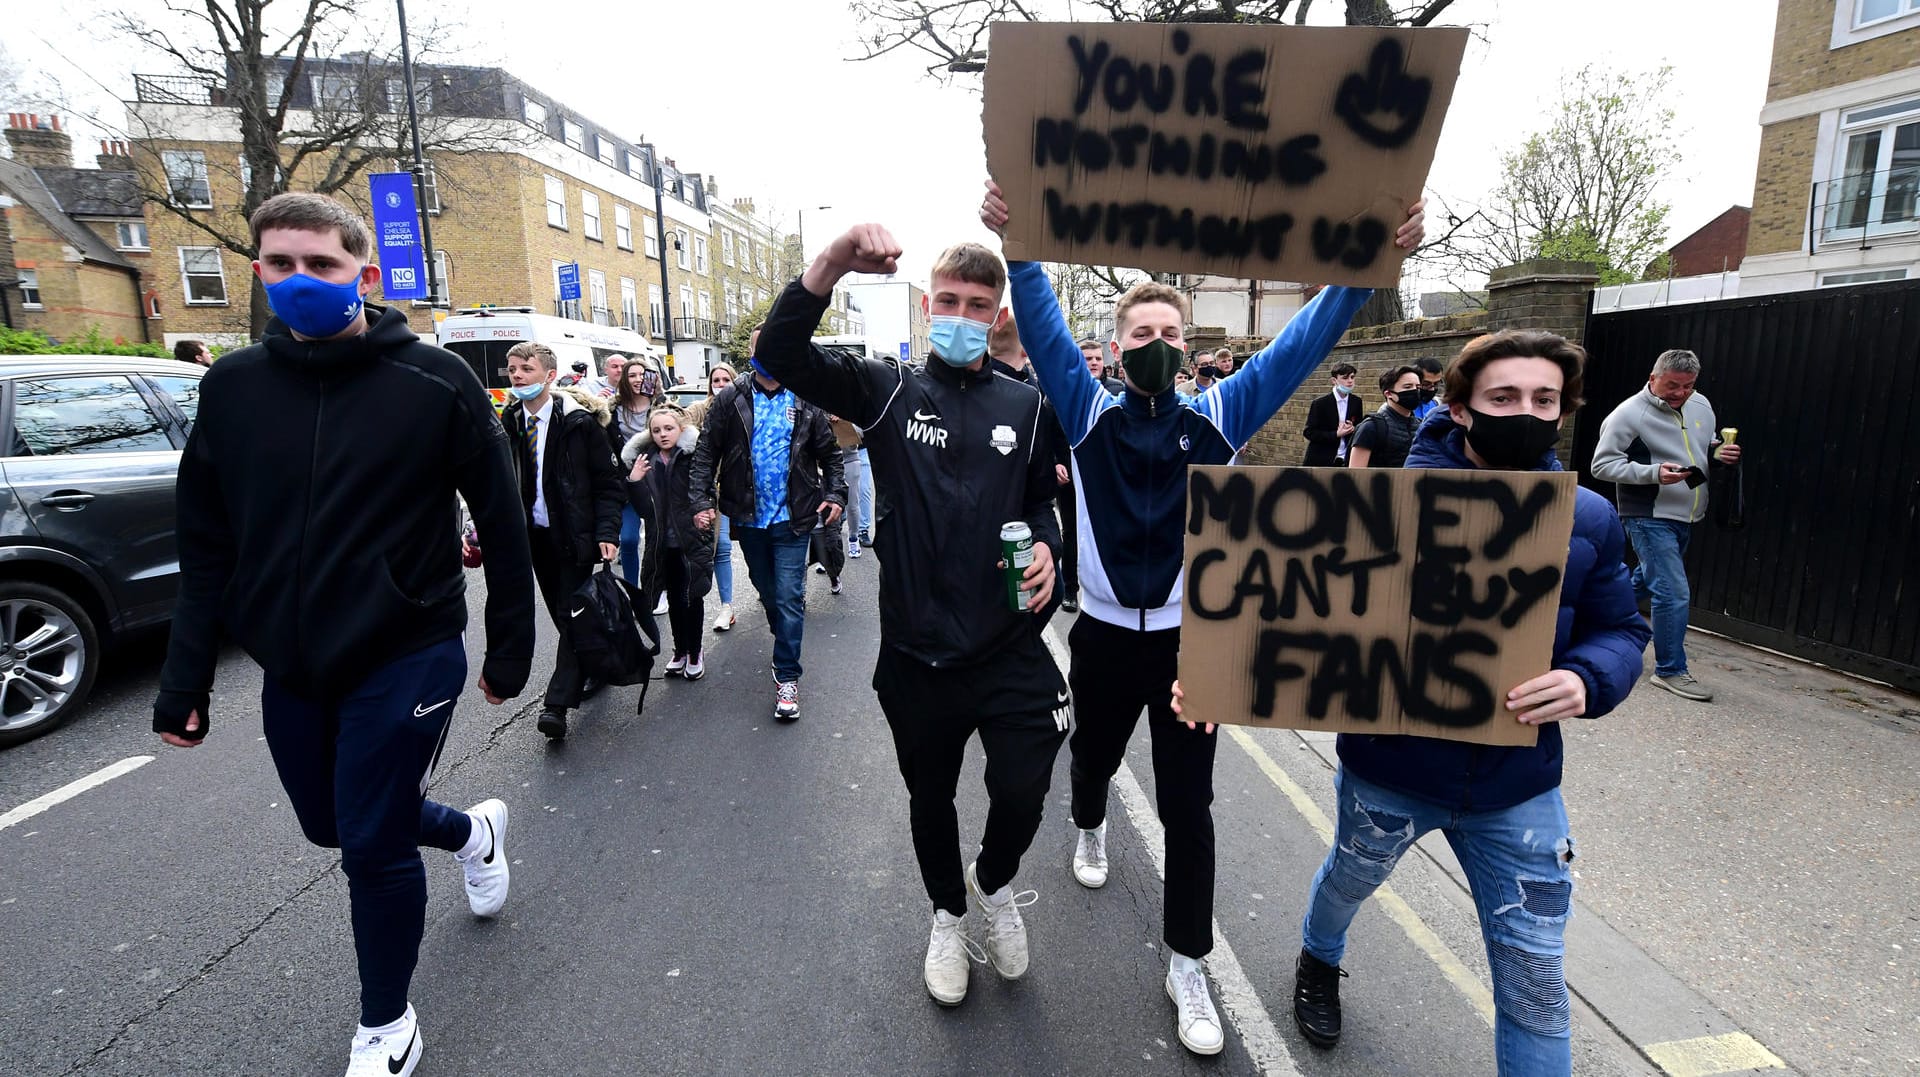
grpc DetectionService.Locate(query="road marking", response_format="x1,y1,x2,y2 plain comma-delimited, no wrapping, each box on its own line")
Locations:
1226,727,1497,1028
1642,1032,1786,1076
1042,627,1301,1076
0,755,154,832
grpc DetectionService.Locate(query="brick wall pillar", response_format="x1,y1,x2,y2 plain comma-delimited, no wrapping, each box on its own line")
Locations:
1485,259,1600,340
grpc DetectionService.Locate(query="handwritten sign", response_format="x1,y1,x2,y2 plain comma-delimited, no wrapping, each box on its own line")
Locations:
1176,466,1577,747
983,22,1467,288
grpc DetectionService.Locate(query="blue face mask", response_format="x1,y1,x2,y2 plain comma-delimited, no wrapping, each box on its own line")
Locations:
508,380,549,402
929,314,990,368
263,271,366,338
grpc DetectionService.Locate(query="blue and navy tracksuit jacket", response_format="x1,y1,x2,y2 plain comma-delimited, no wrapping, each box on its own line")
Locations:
1008,261,1372,633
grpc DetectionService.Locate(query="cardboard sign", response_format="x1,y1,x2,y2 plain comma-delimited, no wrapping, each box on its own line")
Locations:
1177,466,1578,747
983,22,1468,288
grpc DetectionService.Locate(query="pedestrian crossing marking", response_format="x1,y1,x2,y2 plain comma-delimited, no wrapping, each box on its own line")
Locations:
1643,1032,1786,1077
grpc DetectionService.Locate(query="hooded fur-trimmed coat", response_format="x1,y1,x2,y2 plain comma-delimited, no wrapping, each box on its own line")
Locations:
623,424,714,599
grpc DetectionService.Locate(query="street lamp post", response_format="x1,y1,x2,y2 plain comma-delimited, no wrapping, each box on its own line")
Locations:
394,0,441,311
649,148,677,375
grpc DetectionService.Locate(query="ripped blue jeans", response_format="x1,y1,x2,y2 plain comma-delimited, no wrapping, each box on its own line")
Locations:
1301,768,1576,1077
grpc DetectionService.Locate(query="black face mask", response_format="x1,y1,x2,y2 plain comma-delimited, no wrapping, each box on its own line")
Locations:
1120,339,1183,395
1418,385,1438,404
1196,364,1222,380
1464,408,1561,469
1394,388,1422,410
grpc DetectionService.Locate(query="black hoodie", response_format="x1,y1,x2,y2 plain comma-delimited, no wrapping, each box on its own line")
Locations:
156,304,535,722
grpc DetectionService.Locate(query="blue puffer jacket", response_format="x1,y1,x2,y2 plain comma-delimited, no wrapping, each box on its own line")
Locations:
1335,413,1651,812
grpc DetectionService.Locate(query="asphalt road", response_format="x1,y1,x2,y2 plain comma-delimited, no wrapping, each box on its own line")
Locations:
2,547,1905,1076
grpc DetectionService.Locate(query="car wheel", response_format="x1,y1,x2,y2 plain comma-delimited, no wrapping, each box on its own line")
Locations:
0,582,100,748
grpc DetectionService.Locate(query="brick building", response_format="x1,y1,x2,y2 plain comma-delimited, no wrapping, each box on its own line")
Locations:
1652,205,1752,277
1,115,152,343
124,59,795,378
1743,0,1920,293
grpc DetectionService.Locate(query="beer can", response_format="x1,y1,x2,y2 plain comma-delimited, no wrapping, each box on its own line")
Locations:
1001,521,1035,611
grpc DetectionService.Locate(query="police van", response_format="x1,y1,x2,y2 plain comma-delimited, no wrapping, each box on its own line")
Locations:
436,308,664,408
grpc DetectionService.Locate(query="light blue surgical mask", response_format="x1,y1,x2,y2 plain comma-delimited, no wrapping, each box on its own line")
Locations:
929,314,990,368
263,271,365,338
508,380,549,402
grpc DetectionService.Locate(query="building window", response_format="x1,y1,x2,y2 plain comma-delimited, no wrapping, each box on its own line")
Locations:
679,283,693,320
582,190,602,241
385,76,430,116
597,135,617,168
626,149,649,183
648,284,664,336
389,159,441,214
643,215,659,259
588,269,609,325
1824,96,1920,239
675,228,691,270
18,269,41,309
162,150,212,208
620,277,639,331
694,236,709,274
1820,267,1909,286
310,73,359,111
698,290,713,321
545,174,567,229
722,230,735,267
742,237,754,271
1855,0,1920,28
563,119,586,152
523,98,548,133
614,204,632,251
146,292,161,318
179,247,227,304
724,283,739,323
115,222,150,251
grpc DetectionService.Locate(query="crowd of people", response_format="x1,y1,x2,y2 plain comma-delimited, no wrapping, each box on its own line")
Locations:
148,184,1740,1077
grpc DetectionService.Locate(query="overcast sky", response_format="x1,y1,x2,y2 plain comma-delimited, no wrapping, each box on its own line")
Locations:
13,0,1777,292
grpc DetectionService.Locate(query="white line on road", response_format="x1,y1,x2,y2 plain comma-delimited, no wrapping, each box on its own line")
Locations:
1042,627,1302,1077
0,755,154,832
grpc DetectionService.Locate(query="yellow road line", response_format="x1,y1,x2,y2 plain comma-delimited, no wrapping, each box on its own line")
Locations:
1226,726,1497,1028
1643,1032,1786,1076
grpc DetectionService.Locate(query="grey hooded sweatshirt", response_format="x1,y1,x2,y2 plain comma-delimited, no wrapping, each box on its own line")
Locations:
1590,385,1722,523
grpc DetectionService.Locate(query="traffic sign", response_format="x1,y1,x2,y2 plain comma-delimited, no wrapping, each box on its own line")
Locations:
557,262,581,301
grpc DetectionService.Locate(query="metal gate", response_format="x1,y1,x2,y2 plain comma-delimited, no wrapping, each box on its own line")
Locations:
1573,278,1920,692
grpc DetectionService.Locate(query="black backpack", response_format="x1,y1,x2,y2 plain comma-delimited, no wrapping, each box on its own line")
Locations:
569,565,660,702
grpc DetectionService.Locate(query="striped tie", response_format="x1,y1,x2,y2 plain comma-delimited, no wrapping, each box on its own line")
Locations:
527,413,541,484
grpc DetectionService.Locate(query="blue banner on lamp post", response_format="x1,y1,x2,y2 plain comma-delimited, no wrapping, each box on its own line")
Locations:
369,171,429,301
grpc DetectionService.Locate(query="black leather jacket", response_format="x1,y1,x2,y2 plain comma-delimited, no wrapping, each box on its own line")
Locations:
686,378,846,536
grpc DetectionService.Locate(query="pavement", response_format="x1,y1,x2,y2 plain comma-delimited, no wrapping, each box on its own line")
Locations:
0,546,1914,1076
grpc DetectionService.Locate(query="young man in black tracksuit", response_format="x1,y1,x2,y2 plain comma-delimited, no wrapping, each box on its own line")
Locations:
154,193,534,1076
755,224,1066,1009
500,343,624,740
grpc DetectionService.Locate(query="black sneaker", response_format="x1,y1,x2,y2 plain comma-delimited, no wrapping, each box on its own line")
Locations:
580,677,604,700
858,531,873,548
537,708,568,740
1293,948,1347,1048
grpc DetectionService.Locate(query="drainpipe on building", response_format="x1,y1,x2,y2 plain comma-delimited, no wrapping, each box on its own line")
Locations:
124,266,150,343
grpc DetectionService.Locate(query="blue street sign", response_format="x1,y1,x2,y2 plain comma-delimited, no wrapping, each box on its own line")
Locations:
899,341,911,360
368,172,428,301
558,262,582,301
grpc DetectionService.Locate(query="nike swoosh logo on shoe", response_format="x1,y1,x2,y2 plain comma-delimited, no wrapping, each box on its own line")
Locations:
389,1029,416,1073
482,816,496,865
413,700,451,717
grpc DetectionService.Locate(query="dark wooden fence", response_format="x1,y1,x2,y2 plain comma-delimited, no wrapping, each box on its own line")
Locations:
1574,279,1920,692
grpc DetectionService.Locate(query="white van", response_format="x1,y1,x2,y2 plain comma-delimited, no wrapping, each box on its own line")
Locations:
436,308,664,407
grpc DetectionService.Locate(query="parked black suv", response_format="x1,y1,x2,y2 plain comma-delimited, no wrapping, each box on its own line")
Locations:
0,355,203,746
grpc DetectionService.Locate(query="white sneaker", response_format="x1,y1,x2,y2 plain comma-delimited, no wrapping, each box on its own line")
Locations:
345,1003,421,1076
712,603,734,631
653,593,669,616
1166,962,1225,1056
966,860,1037,979
456,799,509,917
1072,822,1108,888
665,653,688,676
774,679,800,722
848,540,862,559
924,909,983,1006
684,652,705,680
